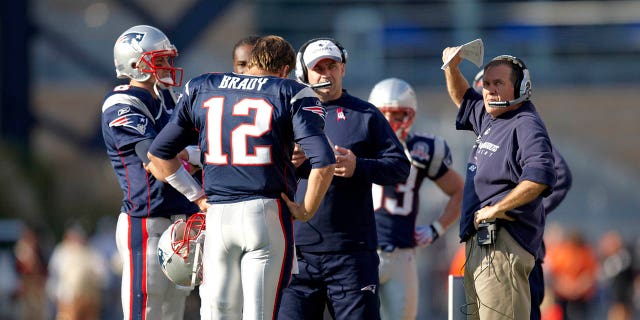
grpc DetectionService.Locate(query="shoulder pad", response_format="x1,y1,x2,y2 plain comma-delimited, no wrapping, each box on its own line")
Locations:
102,93,155,124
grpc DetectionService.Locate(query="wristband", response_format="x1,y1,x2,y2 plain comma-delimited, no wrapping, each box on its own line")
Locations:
165,166,205,202
185,145,202,167
431,221,445,237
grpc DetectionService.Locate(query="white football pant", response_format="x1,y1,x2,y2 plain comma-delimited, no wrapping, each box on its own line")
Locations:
200,198,289,320
378,247,418,320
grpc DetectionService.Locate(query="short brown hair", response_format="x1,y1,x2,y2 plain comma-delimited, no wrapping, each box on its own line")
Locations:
247,35,295,75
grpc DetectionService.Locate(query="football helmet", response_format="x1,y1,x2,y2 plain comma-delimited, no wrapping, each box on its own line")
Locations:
368,78,417,140
473,69,484,93
158,213,205,287
113,25,183,87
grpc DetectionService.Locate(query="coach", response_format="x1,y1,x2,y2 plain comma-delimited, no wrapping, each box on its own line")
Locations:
442,46,556,319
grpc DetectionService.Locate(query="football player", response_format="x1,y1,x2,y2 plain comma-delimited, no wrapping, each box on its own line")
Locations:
147,35,336,319
369,78,464,320
101,25,198,320
232,35,260,74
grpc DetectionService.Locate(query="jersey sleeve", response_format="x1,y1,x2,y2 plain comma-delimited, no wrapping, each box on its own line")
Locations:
291,86,336,168
291,86,327,140
102,101,157,149
410,135,453,180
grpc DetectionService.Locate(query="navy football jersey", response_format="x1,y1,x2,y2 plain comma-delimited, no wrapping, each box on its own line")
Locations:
373,133,453,248
101,85,199,218
171,72,329,203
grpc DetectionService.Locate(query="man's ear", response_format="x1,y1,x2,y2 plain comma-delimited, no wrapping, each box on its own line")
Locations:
279,65,291,78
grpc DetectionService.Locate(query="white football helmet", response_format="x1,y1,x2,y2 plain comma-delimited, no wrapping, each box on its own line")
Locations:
158,213,205,287
113,25,183,87
473,69,484,93
368,78,417,140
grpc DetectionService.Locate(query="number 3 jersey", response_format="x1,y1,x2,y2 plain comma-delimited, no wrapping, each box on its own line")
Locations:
169,72,333,203
373,133,453,248
101,85,199,218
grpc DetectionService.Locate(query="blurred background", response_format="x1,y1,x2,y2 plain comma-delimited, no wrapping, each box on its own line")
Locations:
1,0,639,319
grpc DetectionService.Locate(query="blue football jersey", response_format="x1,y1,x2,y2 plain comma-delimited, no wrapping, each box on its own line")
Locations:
373,133,453,248
101,85,199,218
171,72,328,203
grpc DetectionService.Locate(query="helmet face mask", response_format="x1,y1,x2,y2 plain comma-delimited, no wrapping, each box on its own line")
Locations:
378,107,415,140
158,213,205,287
114,25,183,87
368,78,417,141
137,49,183,87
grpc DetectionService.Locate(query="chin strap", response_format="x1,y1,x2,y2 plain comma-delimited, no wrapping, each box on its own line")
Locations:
153,82,165,121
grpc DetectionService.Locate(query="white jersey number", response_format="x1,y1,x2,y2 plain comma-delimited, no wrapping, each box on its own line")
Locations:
204,97,273,165
372,166,417,216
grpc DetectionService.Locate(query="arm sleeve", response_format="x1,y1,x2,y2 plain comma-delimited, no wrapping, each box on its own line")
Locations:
291,86,336,170
352,110,410,185
542,148,573,214
517,118,557,197
102,104,157,149
455,88,484,133
149,122,197,160
134,139,153,164
298,135,336,168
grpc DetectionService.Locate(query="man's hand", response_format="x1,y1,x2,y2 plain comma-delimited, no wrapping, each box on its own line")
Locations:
281,192,310,222
291,144,307,168
334,145,356,178
442,46,463,69
194,195,209,212
415,225,438,248
474,204,515,229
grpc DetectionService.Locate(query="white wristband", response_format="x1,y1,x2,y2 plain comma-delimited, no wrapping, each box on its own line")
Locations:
185,145,202,167
431,221,445,236
165,166,205,202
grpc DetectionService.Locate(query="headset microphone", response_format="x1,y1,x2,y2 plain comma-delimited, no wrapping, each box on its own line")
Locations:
488,95,527,108
309,81,331,89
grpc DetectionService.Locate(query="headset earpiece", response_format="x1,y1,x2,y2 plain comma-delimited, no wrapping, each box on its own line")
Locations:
487,55,532,108
491,55,531,100
295,37,347,84
295,50,306,83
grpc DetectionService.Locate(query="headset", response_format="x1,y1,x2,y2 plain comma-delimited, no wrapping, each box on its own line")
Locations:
295,37,348,83
487,55,532,108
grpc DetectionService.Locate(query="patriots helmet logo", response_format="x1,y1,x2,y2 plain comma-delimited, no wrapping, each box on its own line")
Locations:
117,32,146,53
302,101,326,119
109,113,148,135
